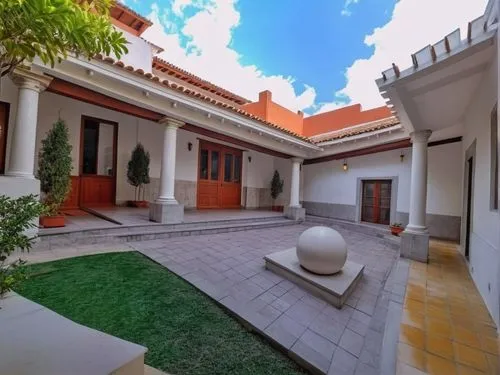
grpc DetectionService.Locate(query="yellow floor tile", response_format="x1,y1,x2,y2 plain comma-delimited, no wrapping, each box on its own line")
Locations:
400,324,426,350
454,343,489,372
427,317,453,339
398,343,427,372
426,304,450,321
485,353,499,374
402,309,426,330
426,353,457,375
481,336,500,356
457,365,486,375
405,298,425,312
454,327,481,350
426,334,455,360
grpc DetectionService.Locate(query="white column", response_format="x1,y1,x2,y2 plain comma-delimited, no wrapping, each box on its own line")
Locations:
289,157,303,207
156,117,184,204
406,130,432,233
7,68,52,178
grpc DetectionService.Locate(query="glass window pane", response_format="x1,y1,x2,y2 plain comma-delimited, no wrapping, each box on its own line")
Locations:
211,151,219,180
234,156,241,183
224,154,233,182
97,123,114,176
83,122,99,174
200,149,208,179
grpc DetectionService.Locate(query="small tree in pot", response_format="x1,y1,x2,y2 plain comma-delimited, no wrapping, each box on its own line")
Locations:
127,143,150,207
270,170,284,212
37,120,72,228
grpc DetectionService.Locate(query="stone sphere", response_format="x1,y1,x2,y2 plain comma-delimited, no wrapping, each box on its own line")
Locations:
296,226,347,275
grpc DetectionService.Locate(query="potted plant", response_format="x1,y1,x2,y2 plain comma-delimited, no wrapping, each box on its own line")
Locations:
270,170,284,212
37,120,72,228
127,143,150,208
390,222,404,236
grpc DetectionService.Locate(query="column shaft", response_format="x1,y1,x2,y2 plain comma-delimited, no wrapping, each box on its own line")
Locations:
289,158,302,207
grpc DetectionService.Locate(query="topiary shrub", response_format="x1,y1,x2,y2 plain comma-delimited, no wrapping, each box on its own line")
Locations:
127,143,150,203
271,170,284,204
37,119,72,215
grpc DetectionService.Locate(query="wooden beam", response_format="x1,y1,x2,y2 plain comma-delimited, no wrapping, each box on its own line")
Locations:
47,78,293,159
47,78,164,121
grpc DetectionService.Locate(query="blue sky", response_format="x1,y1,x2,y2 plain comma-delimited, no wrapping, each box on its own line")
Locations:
123,0,487,114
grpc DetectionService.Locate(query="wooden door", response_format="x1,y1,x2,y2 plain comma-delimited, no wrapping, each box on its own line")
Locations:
361,180,392,225
0,102,10,174
79,116,118,207
197,141,242,209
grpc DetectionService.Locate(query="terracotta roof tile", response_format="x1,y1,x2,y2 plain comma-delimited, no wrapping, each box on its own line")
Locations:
94,54,312,142
152,57,250,106
311,116,400,144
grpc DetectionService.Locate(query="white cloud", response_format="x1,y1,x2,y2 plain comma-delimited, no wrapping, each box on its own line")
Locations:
328,0,489,110
142,0,316,112
341,0,360,17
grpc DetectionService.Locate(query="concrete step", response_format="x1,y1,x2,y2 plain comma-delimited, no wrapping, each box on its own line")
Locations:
36,217,297,251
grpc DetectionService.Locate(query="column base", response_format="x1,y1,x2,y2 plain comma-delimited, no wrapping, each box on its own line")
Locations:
400,230,430,263
149,201,184,224
284,206,306,221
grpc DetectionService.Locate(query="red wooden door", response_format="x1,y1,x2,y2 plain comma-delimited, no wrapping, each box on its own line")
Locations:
79,116,117,207
197,141,242,209
361,180,391,224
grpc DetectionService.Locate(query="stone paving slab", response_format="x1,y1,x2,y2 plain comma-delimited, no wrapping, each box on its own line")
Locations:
132,223,398,375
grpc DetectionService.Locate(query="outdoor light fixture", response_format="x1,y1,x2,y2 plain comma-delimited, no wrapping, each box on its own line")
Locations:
400,151,405,162
187,142,193,151
248,156,252,163
343,160,348,171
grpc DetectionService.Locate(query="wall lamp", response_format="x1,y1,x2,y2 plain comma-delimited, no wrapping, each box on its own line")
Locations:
400,151,405,162
187,142,193,151
343,159,348,171
248,156,252,163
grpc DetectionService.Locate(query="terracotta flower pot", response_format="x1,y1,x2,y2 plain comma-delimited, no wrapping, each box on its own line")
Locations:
390,226,404,236
40,215,65,228
127,200,149,208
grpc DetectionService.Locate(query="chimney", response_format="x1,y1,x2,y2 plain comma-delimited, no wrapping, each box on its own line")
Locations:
259,90,272,103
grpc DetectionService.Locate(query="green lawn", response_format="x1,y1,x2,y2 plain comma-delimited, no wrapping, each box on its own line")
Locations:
16,252,307,375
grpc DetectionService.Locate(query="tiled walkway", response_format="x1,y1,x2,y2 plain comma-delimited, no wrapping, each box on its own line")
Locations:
132,223,399,374
397,240,500,375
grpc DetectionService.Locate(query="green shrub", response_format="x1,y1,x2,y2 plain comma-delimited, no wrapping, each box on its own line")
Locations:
271,170,284,201
37,119,72,215
0,195,46,297
127,143,150,201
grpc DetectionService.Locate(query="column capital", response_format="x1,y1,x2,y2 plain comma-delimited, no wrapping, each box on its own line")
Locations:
410,130,432,143
290,157,304,164
10,67,52,92
159,117,185,128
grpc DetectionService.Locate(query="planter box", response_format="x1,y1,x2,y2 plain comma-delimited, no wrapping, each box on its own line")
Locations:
40,215,65,228
271,205,284,212
390,226,404,236
127,200,149,208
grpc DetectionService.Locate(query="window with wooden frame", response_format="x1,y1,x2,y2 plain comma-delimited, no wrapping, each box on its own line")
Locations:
0,102,10,174
491,103,498,211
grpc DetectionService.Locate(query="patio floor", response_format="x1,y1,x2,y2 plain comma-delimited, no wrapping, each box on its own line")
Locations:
132,222,399,374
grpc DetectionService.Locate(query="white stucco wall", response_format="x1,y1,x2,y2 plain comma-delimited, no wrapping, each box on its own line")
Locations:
302,142,462,217
462,51,500,328
111,28,153,73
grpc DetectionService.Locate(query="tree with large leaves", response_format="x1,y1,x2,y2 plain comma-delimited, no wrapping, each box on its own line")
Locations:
0,0,128,80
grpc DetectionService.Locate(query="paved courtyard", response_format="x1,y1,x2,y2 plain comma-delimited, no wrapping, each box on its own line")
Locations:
132,223,399,375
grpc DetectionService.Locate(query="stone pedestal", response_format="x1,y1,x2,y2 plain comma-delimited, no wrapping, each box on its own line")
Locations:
400,231,430,263
149,202,184,224
284,206,305,221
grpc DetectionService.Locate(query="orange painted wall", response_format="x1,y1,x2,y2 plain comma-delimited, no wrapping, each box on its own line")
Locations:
243,91,304,135
303,105,392,137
